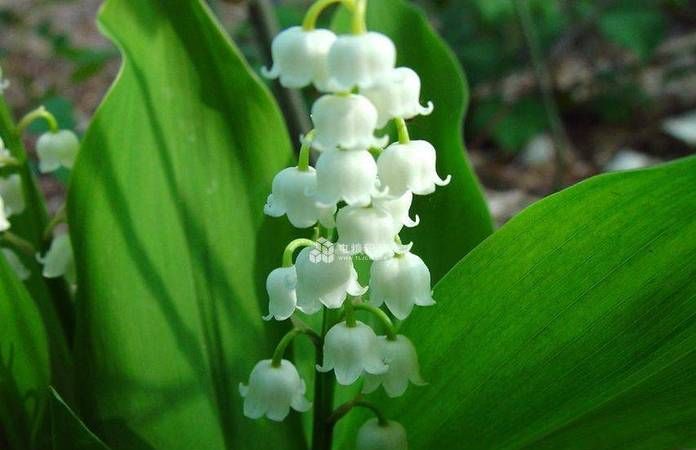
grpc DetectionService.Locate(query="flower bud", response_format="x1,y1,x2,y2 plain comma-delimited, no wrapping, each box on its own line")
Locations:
295,245,366,313
2,248,30,281
239,359,311,421
314,149,378,207
362,67,433,128
317,320,388,385
373,191,419,232
369,251,434,320
37,233,75,284
327,32,396,91
336,204,404,260
36,130,79,173
0,175,25,217
311,94,383,151
263,266,298,321
362,335,426,398
377,140,451,197
264,167,335,228
356,418,408,450
262,27,336,90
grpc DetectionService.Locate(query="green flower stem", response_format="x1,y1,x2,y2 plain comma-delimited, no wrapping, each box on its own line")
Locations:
0,154,20,167
313,308,338,450
351,0,367,34
282,238,316,267
394,117,410,144
43,204,67,242
1,231,37,258
344,296,357,327
303,0,352,31
353,303,397,340
16,106,58,136
297,129,316,171
271,327,322,367
328,396,389,426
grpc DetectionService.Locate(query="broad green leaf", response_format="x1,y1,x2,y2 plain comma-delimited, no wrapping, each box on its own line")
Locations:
0,255,50,449
599,5,665,60
0,95,74,402
49,387,111,450
69,0,303,449
335,0,494,282
335,156,696,449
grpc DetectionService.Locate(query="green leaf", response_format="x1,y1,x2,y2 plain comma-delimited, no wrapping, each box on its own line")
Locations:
0,254,50,449
49,387,111,450
337,156,696,449
335,0,494,282
68,1,304,449
599,6,665,60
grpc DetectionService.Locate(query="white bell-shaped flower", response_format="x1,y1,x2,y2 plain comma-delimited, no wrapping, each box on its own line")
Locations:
36,130,79,173
377,140,451,197
314,149,378,207
239,359,311,421
37,233,75,284
262,27,336,90
327,32,396,90
362,335,426,398
0,175,25,217
362,67,434,128
311,94,384,151
317,320,388,385
336,204,404,260
369,251,434,320
0,196,10,232
263,266,298,321
295,245,366,313
264,167,335,228
373,191,419,232
356,418,408,450
2,248,30,281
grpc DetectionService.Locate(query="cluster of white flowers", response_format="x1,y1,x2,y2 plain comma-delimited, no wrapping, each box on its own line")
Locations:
240,1,449,449
0,110,78,284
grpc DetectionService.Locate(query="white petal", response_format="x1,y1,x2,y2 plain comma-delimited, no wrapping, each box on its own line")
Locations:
36,130,79,173
337,205,399,260
315,149,377,207
0,175,25,217
38,233,74,281
356,418,408,450
362,67,434,127
327,32,396,91
264,266,298,321
311,94,379,151
377,140,450,197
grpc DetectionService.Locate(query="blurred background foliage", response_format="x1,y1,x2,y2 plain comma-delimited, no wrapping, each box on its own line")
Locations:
1,0,694,223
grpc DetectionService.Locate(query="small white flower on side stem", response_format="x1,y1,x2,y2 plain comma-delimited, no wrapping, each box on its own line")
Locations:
317,320,388,385
264,167,335,228
311,94,383,151
327,32,396,91
36,130,80,173
362,335,426,398
263,266,298,321
0,174,26,217
369,250,434,320
377,140,451,197
2,248,30,280
336,204,406,260
239,359,311,421
356,418,408,450
362,67,434,128
295,246,366,313
0,196,10,232
262,27,336,90
313,149,378,207
37,233,75,284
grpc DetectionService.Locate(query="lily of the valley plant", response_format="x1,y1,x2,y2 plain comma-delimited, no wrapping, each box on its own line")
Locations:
240,0,448,448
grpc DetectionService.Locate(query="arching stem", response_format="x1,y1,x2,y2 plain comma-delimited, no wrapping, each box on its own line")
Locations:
394,117,410,144
271,327,322,367
328,396,389,426
353,303,397,340
282,238,316,267
17,106,58,136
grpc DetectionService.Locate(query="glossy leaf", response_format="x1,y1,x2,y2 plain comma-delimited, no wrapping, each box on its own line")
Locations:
69,1,303,449
334,0,494,282
337,156,696,449
49,387,111,450
0,255,50,449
